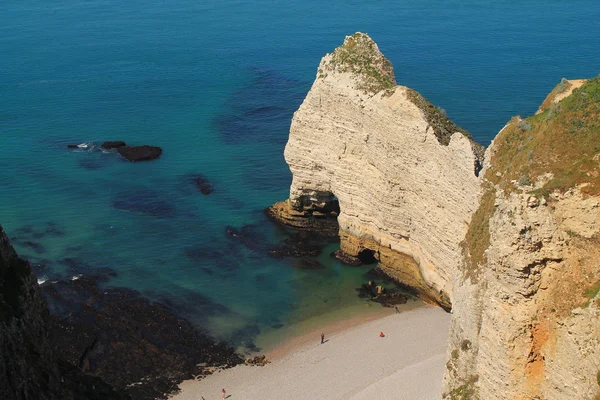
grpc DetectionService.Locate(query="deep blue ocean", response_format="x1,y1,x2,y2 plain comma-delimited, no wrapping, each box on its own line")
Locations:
1,0,599,351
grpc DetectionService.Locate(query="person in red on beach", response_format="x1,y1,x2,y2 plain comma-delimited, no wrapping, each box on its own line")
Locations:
379,332,385,338
221,388,226,399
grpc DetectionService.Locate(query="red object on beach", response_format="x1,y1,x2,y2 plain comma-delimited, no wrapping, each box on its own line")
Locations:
379,332,385,338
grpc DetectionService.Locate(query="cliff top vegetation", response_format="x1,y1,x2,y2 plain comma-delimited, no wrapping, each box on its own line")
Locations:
323,32,396,95
463,76,600,279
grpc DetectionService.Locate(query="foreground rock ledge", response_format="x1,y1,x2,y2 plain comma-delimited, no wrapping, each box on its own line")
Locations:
268,32,483,309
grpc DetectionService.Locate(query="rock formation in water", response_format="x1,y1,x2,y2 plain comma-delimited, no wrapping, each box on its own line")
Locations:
116,145,162,161
0,225,128,400
269,32,484,308
270,33,600,398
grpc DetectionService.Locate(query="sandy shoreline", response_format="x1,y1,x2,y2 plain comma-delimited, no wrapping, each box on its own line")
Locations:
171,306,451,400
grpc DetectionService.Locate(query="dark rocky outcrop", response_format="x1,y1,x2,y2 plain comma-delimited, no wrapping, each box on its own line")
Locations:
296,259,325,269
42,273,243,400
0,225,128,400
1,223,243,400
225,225,267,252
192,174,214,195
355,280,410,307
100,141,126,150
268,231,325,258
66,142,162,163
245,354,271,366
117,145,162,162
265,200,340,238
331,249,362,266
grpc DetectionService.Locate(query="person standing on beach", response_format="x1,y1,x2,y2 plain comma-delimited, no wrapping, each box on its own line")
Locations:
221,388,226,399
321,333,325,344
395,306,400,314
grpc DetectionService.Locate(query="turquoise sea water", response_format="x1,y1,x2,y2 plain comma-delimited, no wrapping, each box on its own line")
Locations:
1,0,599,350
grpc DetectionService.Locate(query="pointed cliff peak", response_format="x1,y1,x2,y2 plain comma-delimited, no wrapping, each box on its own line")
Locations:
320,32,396,94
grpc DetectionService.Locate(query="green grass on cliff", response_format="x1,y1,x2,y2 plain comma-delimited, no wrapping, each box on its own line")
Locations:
462,76,600,280
490,76,600,197
406,89,485,160
448,375,479,400
583,280,600,305
326,33,396,94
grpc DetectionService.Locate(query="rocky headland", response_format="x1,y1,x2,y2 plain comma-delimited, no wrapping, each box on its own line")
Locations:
0,225,242,400
269,32,600,399
0,225,129,399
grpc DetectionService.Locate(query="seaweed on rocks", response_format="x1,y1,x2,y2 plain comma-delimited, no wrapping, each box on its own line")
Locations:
1,225,129,400
113,190,176,218
295,259,325,269
355,281,411,307
190,174,214,195
41,272,243,400
268,231,326,258
225,224,269,253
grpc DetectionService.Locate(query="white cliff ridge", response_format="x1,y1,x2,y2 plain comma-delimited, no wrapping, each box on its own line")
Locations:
270,32,483,307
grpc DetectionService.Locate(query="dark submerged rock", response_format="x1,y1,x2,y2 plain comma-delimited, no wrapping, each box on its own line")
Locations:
22,240,47,254
194,176,214,194
67,144,80,149
269,231,323,258
113,191,176,218
117,145,162,162
295,258,325,269
225,225,268,252
101,141,126,149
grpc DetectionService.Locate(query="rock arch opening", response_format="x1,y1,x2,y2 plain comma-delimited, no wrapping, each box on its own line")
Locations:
357,248,378,264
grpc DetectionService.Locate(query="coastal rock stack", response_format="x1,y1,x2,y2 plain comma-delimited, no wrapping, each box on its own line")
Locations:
270,33,600,399
268,32,483,308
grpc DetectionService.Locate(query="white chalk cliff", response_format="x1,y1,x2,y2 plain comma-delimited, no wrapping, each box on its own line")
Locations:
271,32,600,399
270,32,483,308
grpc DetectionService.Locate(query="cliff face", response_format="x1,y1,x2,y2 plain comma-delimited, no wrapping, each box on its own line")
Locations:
444,77,600,399
0,225,127,400
269,33,483,308
272,33,600,399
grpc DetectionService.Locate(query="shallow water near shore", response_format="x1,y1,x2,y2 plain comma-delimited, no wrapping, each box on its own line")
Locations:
2,0,600,351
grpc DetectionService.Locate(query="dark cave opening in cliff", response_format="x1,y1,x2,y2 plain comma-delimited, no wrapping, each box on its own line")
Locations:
357,249,378,265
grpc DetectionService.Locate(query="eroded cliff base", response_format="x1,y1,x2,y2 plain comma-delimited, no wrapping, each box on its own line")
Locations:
265,200,339,238
270,32,482,311
338,231,452,310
